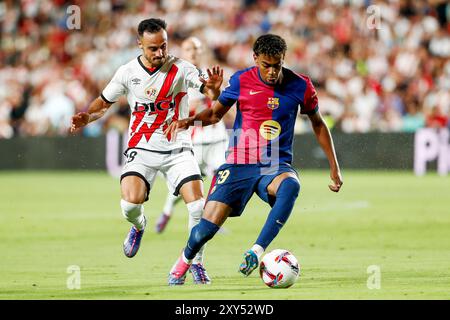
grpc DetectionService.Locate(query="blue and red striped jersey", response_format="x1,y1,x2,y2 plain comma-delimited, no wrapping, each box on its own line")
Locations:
218,66,318,165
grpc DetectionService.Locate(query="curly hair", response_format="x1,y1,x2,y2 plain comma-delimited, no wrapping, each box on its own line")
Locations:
253,34,287,57
138,18,167,36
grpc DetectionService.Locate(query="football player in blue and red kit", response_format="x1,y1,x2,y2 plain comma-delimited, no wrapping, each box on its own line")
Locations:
164,34,343,285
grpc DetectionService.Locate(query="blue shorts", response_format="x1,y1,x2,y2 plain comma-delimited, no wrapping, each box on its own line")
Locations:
206,163,299,217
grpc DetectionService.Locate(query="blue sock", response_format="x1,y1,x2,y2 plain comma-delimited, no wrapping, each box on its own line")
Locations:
184,218,220,260
255,177,300,249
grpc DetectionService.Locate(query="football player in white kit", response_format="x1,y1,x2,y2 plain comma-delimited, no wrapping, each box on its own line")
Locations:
70,19,223,285
155,37,231,237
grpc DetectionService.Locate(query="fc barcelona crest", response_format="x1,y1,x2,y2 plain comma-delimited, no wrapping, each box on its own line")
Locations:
267,97,279,110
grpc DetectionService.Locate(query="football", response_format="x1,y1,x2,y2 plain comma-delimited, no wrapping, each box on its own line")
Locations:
259,249,300,288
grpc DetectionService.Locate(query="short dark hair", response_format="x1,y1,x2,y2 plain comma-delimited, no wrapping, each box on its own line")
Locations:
253,34,287,57
138,18,167,37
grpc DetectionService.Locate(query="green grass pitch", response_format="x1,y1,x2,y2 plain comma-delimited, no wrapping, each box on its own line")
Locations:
0,170,449,299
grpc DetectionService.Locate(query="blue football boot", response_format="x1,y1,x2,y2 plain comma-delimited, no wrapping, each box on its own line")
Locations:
189,263,211,284
239,250,259,276
123,216,146,258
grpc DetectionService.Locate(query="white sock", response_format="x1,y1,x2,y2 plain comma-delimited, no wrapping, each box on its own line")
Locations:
251,244,265,260
120,199,146,231
181,252,192,264
163,193,179,216
186,198,206,264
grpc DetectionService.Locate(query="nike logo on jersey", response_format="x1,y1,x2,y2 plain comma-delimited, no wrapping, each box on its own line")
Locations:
276,220,284,226
249,90,263,95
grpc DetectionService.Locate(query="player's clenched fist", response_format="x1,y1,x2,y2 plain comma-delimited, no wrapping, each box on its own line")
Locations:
70,112,90,132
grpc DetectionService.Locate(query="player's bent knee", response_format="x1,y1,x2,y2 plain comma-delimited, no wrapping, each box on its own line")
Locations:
121,192,146,204
179,179,204,203
277,177,300,198
202,201,232,226
120,176,147,204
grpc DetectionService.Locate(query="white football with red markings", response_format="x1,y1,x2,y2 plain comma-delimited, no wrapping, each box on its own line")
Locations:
259,249,300,288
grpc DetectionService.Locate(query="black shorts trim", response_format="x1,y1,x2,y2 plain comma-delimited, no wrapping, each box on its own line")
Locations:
174,174,203,196
120,171,150,202
100,93,115,104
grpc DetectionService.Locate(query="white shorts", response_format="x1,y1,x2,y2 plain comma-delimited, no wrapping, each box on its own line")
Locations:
193,140,227,177
120,148,202,200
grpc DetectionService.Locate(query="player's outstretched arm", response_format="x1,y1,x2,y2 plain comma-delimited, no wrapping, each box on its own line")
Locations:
164,100,231,141
70,97,112,132
199,66,224,100
308,111,343,192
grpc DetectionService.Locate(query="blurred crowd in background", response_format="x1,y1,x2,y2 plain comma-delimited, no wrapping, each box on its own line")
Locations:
0,0,449,139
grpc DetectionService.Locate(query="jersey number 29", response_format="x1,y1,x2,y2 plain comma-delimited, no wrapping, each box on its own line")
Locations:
216,169,230,184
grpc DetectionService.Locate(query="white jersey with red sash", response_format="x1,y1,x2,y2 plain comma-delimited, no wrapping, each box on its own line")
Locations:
102,55,204,153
